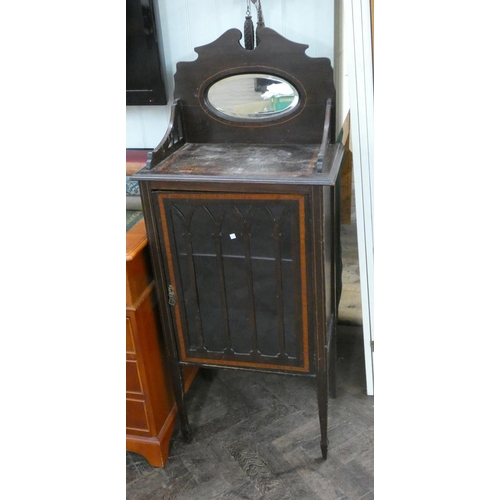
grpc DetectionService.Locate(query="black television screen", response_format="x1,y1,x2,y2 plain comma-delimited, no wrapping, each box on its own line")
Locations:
126,0,168,105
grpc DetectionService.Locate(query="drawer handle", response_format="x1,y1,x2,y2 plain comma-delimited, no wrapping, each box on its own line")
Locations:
168,285,177,306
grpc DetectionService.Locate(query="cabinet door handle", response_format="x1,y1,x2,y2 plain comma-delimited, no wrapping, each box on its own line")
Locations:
168,285,177,306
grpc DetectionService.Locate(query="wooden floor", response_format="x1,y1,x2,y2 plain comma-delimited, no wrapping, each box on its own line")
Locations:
126,193,372,499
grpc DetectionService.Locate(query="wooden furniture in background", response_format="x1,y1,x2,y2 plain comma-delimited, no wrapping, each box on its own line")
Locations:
126,215,197,467
339,112,353,225
127,149,151,176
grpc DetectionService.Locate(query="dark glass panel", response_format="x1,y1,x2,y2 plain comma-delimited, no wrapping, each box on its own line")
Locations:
165,196,303,366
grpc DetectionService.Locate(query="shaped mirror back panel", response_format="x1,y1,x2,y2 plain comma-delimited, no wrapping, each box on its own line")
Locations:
173,28,336,145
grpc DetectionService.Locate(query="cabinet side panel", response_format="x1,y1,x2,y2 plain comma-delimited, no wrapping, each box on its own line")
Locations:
323,185,333,323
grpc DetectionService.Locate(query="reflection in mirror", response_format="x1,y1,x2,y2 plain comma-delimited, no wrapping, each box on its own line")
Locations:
206,74,299,120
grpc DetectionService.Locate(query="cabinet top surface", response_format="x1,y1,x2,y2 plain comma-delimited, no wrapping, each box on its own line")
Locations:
133,142,343,186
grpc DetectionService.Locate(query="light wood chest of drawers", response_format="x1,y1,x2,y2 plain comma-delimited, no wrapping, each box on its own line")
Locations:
126,216,197,467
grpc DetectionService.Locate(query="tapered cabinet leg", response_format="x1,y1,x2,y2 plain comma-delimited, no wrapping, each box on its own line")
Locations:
176,393,192,442
317,368,329,459
180,418,192,443
320,440,328,461
167,357,192,442
329,320,338,399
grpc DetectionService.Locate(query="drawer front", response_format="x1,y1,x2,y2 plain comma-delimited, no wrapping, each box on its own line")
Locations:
126,318,136,355
126,360,143,395
126,399,150,433
155,192,311,373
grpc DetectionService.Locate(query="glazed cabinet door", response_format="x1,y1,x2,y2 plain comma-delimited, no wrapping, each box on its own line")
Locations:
153,191,312,374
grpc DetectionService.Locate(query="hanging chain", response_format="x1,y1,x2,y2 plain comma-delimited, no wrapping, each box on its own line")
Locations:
250,0,265,45
244,0,255,49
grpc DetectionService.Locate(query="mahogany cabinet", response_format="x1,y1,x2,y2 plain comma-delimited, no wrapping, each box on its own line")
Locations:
132,27,344,459
126,216,197,467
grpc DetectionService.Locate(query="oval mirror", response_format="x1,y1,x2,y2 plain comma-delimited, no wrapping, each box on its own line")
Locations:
206,74,299,120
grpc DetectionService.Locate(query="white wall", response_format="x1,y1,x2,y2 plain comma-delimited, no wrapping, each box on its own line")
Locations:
126,0,340,149
334,0,350,135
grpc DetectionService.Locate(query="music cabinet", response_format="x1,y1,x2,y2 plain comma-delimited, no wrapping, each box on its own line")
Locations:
132,27,344,459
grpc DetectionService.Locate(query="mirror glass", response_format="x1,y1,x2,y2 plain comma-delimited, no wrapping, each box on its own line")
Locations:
206,74,299,120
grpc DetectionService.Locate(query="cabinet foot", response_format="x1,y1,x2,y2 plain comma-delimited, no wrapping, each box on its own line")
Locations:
321,440,329,460
181,422,193,443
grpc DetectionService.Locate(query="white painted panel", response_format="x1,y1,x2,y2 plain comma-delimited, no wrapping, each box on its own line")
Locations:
141,106,171,146
125,106,143,147
344,0,374,395
334,0,350,135
314,1,335,60
126,106,170,149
